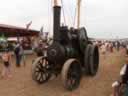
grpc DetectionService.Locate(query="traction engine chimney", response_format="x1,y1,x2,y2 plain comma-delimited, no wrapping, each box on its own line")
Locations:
53,2,61,41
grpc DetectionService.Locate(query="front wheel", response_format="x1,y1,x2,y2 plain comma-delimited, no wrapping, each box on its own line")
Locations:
32,57,51,84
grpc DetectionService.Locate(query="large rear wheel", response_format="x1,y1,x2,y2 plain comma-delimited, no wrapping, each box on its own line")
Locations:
84,44,99,76
84,44,92,74
61,59,82,91
89,45,99,76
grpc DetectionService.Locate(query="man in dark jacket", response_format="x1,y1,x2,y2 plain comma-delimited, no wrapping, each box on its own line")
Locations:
14,42,23,67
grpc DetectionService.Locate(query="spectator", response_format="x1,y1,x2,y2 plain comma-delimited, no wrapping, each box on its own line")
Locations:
109,43,113,53
115,41,120,51
101,43,106,55
14,42,23,67
112,59,128,96
36,40,43,57
1,48,12,79
125,44,128,56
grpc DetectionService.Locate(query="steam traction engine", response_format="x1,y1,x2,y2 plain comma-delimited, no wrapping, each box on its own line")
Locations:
32,1,99,91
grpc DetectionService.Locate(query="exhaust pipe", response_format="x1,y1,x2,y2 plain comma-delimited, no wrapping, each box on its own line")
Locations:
53,6,61,41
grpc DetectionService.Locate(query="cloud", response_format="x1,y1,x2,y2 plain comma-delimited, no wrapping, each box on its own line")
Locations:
0,0,128,38
81,0,128,38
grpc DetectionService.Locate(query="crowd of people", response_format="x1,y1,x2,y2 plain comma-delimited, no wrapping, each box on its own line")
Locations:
0,38,48,79
93,40,128,56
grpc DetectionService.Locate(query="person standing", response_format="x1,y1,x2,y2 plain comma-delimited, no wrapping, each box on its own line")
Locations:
109,43,113,53
116,41,120,51
14,42,23,67
101,43,106,54
125,44,128,56
1,48,12,79
112,59,128,96
35,40,43,57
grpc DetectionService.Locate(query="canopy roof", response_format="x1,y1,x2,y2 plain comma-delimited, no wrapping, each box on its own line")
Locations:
0,24,39,37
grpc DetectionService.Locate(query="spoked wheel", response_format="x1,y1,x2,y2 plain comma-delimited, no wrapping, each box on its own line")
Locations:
32,56,51,84
61,59,82,91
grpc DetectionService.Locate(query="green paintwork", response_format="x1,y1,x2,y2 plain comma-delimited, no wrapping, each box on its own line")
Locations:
66,47,78,57
124,85,128,96
80,41,86,52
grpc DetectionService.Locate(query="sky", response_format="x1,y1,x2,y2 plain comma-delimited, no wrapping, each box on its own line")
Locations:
0,0,128,39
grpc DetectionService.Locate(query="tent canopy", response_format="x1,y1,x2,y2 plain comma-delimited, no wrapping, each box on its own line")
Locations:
0,24,39,37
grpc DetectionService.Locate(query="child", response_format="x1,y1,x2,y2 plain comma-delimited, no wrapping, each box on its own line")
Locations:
1,48,12,79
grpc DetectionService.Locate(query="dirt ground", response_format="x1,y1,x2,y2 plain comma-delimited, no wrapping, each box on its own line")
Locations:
0,49,127,96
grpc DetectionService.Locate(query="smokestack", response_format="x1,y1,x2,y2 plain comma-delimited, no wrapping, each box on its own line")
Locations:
53,6,61,41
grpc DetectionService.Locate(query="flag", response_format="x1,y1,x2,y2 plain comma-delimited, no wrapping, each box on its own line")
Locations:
26,21,32,30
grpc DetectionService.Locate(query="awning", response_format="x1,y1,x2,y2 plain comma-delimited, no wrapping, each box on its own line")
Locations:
0,24,39,37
